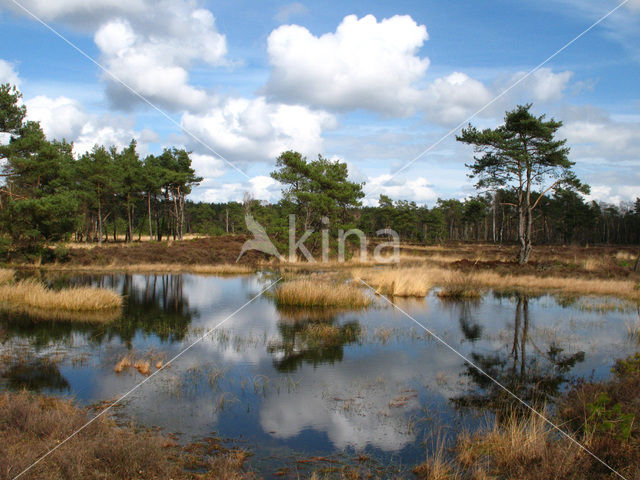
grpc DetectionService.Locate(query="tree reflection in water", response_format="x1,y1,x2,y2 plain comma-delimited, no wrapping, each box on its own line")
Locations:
439,298,483,343
267,306,362,372
453,293,585,414
0,273,197,347
0,354,70,392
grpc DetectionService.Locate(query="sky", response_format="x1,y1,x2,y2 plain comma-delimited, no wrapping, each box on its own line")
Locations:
0,0,639,206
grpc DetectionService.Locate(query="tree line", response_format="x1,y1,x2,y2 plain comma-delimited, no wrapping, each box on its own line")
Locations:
185,190,640,246
0,83,201,254
2,83,640,264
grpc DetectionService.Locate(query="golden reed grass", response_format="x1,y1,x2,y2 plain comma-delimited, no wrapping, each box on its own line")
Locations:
354,266,640,300
40,263,254,275
275,279,371,308
0,268,122,320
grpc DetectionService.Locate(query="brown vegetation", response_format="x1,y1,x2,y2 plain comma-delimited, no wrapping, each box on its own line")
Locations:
354,265,640,300
0,390,255,480
275,279,371,308
0,269,122,320
414,353,640,480
52,235,267,267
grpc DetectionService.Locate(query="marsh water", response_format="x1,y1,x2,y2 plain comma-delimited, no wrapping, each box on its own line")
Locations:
1,272,638,477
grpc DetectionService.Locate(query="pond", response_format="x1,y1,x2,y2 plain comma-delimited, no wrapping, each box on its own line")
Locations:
1,272,638,477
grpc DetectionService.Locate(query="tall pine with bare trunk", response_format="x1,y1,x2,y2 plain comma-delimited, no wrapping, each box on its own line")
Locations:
457,104,589,264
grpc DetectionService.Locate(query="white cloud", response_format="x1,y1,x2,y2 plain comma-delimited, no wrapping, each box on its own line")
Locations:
25,95,88,140
508,68,573,103
5,0,228,112
196,175,281,203
560,109,640,161
586,185,640,205
421,72,492,124
0,59,20,86
1,0,148,27
73,116,143,156
181,96,336,165
190,153,226,182
24,94,154,156
265,15,573,124
94,4,227,112
364,175,438,204
265,14,430,116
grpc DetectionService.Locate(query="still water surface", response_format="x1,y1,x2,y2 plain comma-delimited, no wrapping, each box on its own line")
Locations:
1,272,637,476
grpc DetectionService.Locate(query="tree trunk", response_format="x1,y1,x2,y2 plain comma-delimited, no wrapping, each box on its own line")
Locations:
148,192,153,241
172,190,178,241
126,193,133,242
177,186,184,240
97,194,102,246
520,207,533,264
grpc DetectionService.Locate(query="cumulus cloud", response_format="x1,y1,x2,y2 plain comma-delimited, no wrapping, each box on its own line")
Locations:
4,0,228,112
508,68,573,103
94,4,227,112
181,96,336,165
364,175,438,204
196,175,281,203
586,185,640,205
25,95,88,140
421,72,492,124
560,107,640,162
265,14,430,116
24,94,154,156
265,14,573,124
1,0,148,28
0,59,20,86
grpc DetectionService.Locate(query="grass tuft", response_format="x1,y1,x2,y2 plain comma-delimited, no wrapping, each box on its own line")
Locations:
437,274,482,299
0,278,122,312
0,269,122,320
275,279,371,308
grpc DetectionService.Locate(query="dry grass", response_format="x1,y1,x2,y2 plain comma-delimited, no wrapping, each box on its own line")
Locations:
437,274,482,299
355,266,640,300
0,267,15,285
453,410,584,479
0,269,122,320
39,262,254,275
275,279,371,308
353,267,439,297
0,278,122,312
302,323,345,344
624,319,640,342
113,356,131,373
133,359,151,375
0,390,255,480
616,250,636,261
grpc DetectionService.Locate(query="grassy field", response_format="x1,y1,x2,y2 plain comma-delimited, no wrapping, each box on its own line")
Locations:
11,237,640,301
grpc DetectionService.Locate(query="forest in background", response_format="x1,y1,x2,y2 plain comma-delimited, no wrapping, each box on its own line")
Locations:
2,82,640,261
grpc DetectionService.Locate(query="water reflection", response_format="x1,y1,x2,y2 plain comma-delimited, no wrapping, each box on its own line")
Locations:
439,299,483,343
268,307,362,372
0,354,70,392
0,273,636,471
0,274,197,346
453,293,585,413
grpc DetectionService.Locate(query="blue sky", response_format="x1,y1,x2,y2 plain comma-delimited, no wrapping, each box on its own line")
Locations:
0,0,639,205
